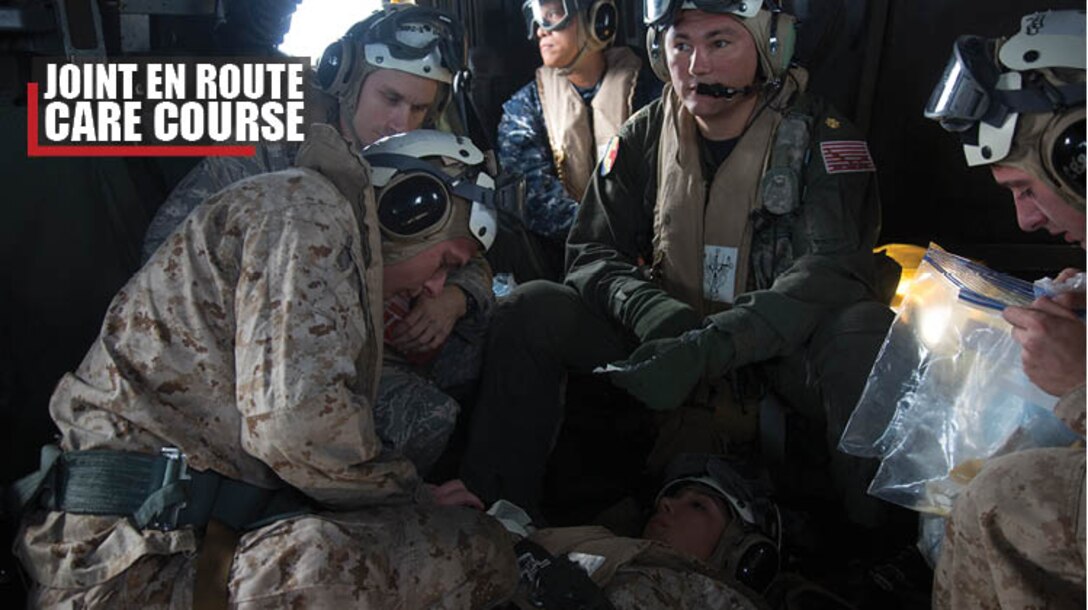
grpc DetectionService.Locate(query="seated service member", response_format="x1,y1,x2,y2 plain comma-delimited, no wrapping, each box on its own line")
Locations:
462,0,892,527
143,4,493,475
495,0,659,281
12,126,519,608
923,9,1086,609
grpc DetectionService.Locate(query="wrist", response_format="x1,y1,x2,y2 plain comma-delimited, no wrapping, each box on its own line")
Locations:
696,326,734,377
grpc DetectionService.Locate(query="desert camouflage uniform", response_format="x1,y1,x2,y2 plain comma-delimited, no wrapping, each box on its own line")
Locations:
606,566,764,609
15,126,517,608
142,142,494,473
934,385,1087,609
515,526,764,610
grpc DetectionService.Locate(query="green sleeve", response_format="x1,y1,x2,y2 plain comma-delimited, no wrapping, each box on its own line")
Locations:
565,102,700,341
709,95,889,366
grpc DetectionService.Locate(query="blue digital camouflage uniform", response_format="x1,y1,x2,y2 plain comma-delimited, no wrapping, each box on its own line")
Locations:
142,142,494,474
497,67,661,242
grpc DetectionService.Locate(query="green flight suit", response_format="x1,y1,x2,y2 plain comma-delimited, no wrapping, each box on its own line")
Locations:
462,86,897,528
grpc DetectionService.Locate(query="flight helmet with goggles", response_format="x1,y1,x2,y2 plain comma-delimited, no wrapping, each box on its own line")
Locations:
317,5,467,145
362,130,506,260
643,0,761,28
522,0,619,71
657,453,781,593
644,1,796,86
924,10,1086,208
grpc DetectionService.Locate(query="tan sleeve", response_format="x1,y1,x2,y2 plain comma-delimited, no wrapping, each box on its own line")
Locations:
1054,384,1086,437
233,199,419,508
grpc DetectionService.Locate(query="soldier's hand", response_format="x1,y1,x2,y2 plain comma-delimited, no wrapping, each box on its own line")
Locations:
390,286,466,354
1004,296,1086,397
1051,268,1086,310
606,332,706,411
427,479,485,510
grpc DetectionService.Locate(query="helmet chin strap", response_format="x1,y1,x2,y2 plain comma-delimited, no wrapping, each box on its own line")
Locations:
556,36,591,76
557,23,591,76
555,14,605,76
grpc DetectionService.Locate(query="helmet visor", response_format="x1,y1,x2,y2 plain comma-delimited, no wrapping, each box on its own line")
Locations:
925,36,1002,132
523,0,575,39
644,0,762,27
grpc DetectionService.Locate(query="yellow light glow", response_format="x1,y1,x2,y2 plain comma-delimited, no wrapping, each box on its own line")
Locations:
876,243,928,311
919,304,954,349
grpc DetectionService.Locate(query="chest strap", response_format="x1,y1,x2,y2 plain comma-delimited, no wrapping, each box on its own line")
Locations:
9,444,311,532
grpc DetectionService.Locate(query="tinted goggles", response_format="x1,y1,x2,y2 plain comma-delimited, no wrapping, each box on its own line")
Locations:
924,35,1005,133
643,0,762,27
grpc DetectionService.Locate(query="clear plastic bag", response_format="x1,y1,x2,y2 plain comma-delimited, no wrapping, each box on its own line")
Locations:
839,244,1082,515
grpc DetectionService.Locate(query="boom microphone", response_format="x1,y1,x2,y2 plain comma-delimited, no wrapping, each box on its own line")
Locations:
696,83,754,99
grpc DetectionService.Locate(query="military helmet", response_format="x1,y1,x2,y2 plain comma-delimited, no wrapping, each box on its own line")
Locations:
925,9,1086,209
644,0,797,85
316,5,467,143
521,0,621,74
657,453,781,593
362,130,513,262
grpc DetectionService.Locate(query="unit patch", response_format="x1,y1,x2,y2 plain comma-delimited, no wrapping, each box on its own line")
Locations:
703,245,738,304
599,136,621,177
820,140,876,174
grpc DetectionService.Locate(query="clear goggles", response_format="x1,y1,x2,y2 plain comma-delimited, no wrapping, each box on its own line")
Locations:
644,0,762,27
924,35,1006,133
320,7,466,83
522,0,576,39
364,153,515,252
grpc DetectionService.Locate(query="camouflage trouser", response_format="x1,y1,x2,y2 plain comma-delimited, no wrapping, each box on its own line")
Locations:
375,364,460,477
933,447,1086,609
605,566,763,610
32,505,519,609
429,309,490,391
375,311,490,476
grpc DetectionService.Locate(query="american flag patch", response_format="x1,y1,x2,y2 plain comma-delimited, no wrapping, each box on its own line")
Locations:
820,140,876,174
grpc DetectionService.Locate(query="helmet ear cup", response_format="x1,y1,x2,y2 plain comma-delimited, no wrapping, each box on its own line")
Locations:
316,14,383,99
767,11,797,79
727,530,780,593
587,0,618,47
316,37,353,99
646,26,670,83
1045,113,1087,200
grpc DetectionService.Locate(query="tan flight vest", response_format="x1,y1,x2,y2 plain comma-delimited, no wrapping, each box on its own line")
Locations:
537,46,642,201
652,73,805,317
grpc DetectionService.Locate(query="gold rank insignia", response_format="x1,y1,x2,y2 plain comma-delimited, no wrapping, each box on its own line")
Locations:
825,117,841,129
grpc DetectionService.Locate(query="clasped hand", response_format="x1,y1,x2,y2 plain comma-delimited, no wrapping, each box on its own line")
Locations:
388,285,467,355
607,327,731,411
